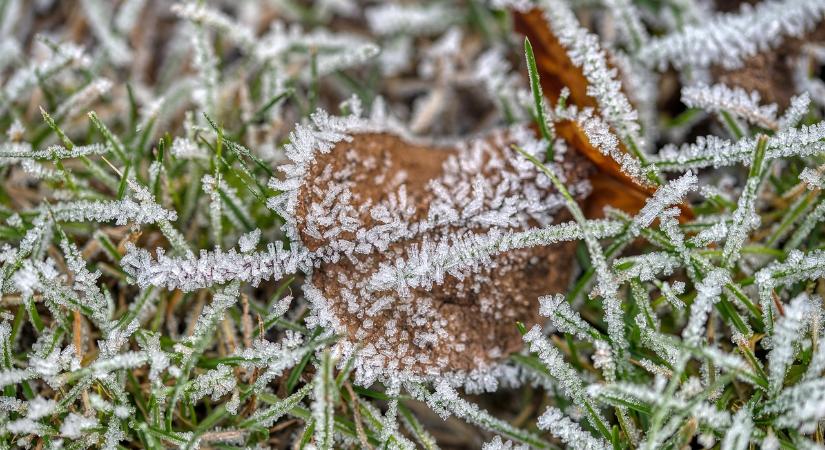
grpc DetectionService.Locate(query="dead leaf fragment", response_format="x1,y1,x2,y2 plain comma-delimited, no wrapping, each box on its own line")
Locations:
298,128,592,378
513,8,694,221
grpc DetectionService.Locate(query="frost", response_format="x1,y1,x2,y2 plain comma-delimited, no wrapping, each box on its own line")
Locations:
539,294,603,343
265,109,378,243
238,228,262,253
537,406,609,450
682,83,778,130
138,332,169,382
188,364,236,403
25,396,56,419
570,106,651,186
631,172,697,235
603,0,648,49
757,250,825,332
171,137,207,160
2,39,89,107
6,418,46,435
312,350,336,450
242,383,312,429
252,22,379,77
103,416,126,450
114,0,146,33
0,143,107,160
47,197,177,226
799,167,824,190
614,252,682,283
60,413,98,439
720,407,752,450
523,326,605,429
779,93,812,130
769,294,817,393
474,47,527,120
121,242,309,291
241,334,310,394
172,2,255,49
683,269,729,346
366,3,457,36
426,381,547,447
762,431,780,450
534,0,642,143
765,379,825,432
656,122,825,171
639,0,825,70
690,221,729,247
81,0,132,66
482,436,529,450
720,137,766,268
368,220,623,295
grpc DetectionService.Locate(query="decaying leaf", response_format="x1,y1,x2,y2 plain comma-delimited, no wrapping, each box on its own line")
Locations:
296,125,593,383
513,7,695,221
513,9,655,210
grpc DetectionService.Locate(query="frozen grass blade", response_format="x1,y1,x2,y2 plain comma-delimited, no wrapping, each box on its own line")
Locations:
418,382,552,449
525,37,555,160
312,349,337,450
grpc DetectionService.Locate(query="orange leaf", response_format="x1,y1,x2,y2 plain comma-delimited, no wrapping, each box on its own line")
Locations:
513,8,694,221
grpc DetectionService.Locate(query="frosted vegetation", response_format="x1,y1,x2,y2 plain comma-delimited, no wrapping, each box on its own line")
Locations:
0,0,824,449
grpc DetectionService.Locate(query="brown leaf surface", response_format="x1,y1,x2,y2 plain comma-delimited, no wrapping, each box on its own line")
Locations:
298,130,592,376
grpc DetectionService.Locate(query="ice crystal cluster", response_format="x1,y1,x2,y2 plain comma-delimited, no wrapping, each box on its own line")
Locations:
1,0,825,449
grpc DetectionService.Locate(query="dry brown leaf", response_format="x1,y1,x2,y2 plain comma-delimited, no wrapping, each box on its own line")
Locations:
299,130,592,376
513,8,694,221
